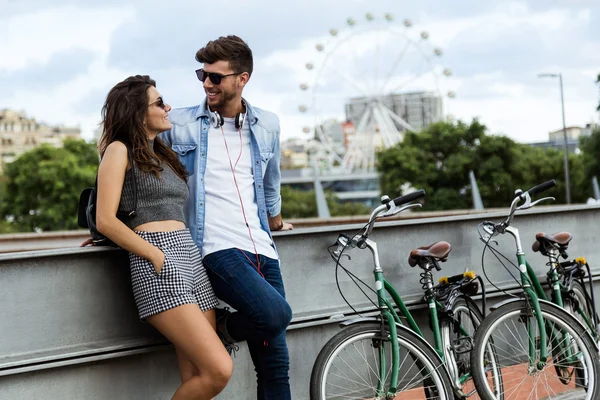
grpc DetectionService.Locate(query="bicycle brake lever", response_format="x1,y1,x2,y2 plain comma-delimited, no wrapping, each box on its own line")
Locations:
530,196,555,207
382,202,422,217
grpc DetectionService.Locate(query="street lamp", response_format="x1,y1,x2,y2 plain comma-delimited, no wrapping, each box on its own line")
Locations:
538,72,571,204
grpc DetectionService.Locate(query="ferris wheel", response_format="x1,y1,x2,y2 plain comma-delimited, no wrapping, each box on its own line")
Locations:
298,12,456,174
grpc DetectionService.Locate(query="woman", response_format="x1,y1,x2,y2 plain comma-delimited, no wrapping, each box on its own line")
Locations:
95,75,232,400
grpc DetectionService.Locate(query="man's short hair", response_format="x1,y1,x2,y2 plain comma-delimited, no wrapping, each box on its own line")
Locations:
195,35,253,77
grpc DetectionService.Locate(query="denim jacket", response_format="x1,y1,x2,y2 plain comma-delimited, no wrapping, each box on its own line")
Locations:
159,99,281,250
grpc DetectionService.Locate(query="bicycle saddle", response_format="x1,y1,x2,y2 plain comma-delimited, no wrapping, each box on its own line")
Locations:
531,232,572,253
408,241,452,267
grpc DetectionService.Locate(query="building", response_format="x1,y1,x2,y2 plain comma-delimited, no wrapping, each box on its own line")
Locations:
344,91,443,133
529,122,597,152
0,109,81,172
281,138,309,169
548,126,586,142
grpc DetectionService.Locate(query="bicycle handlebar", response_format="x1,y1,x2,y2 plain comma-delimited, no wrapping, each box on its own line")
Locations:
330,190,426,257
527,179,556,197
390,189,426,208
477,179,557,243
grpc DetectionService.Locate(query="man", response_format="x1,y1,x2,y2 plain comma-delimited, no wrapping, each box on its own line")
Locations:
160,35,293,399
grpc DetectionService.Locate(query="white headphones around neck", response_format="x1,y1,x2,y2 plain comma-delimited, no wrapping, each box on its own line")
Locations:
209,101,247,130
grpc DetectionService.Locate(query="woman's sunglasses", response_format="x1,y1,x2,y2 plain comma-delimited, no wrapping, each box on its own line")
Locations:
195,68,242,85
149,97,167,109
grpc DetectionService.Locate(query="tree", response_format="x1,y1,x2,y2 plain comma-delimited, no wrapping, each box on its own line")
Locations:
281,186,369,219
0,139,98,232
580,128,600,191
378,120,485,210
377,120,588,210
597,73,600,111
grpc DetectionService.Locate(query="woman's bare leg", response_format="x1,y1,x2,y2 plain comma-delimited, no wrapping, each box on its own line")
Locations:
148,304,233,400
176,308,218,383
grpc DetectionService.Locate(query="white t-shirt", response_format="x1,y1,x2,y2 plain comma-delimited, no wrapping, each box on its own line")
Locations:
202,117,277,259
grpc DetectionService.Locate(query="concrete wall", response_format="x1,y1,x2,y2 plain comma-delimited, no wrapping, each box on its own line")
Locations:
0,204,599,399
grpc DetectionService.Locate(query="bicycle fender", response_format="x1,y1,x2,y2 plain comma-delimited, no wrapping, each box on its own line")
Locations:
489,297,525,311
339,317,446,364
339,317,379,328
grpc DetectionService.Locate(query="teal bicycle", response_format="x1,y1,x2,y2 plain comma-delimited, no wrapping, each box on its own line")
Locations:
310,190,502,399
470,180,600,399
531,232,600,349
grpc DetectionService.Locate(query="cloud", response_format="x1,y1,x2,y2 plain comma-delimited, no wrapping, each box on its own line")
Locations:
0,48,95,98
0,0,598,146
0,5,135,72
0,4,137,137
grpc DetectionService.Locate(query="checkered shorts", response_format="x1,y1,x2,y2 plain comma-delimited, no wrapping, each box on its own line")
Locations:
128,229,219,320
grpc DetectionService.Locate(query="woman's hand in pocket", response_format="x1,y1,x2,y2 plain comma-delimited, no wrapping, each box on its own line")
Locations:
150,248,165,274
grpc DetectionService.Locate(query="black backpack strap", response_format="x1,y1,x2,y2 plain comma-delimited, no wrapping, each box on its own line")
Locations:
114,144,138,220
126,145,138,218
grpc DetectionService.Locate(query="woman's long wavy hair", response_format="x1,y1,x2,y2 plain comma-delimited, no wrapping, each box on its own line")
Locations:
98,75,187,181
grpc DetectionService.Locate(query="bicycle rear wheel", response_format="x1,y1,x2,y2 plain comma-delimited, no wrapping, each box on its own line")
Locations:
310,322,453,399
441,295,503,399
470,300,600,400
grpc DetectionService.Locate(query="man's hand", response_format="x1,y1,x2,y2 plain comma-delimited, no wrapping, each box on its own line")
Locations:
80,238,94,247
268,214,293,231
280,222,293,231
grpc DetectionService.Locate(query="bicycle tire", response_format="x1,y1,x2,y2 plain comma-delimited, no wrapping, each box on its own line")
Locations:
470,300,600,400
441,295,503,399
310,321,454,399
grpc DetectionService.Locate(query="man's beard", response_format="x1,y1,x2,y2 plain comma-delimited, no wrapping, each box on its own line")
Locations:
209,88,238,110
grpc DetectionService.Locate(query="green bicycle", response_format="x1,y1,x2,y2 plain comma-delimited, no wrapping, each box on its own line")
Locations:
531,232,600,347
470,180,600,399
310,190,502,399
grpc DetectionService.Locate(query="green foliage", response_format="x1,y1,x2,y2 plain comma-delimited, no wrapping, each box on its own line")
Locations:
280,186,320,218
280,185,370,219
596,73,600,111
580,128,600,186
0,139,98,232
377,120,589,210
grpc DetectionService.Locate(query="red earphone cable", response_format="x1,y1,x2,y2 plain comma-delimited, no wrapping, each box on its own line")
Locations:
220,124,263,277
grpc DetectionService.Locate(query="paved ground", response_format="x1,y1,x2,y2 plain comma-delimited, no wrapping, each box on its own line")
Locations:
390,362,587,400
540,389,586,400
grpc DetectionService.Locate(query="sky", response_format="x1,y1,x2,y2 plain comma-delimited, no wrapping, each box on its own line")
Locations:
1,0,599,144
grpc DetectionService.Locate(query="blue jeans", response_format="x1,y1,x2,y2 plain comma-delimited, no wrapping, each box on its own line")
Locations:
203,249,292,400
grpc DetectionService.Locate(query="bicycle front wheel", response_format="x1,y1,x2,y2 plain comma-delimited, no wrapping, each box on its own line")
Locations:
471,300,600,400
310,322,453,399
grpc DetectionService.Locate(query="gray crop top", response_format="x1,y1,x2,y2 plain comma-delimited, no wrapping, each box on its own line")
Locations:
117,150,188,230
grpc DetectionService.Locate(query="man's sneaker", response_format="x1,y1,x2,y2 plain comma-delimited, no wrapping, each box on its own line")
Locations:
215,307,239,357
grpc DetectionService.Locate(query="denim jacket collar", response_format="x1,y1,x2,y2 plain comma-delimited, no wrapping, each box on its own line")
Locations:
195,97,259,126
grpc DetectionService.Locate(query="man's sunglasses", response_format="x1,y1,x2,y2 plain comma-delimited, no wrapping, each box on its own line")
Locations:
195,68,242,85
149,97,167,109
